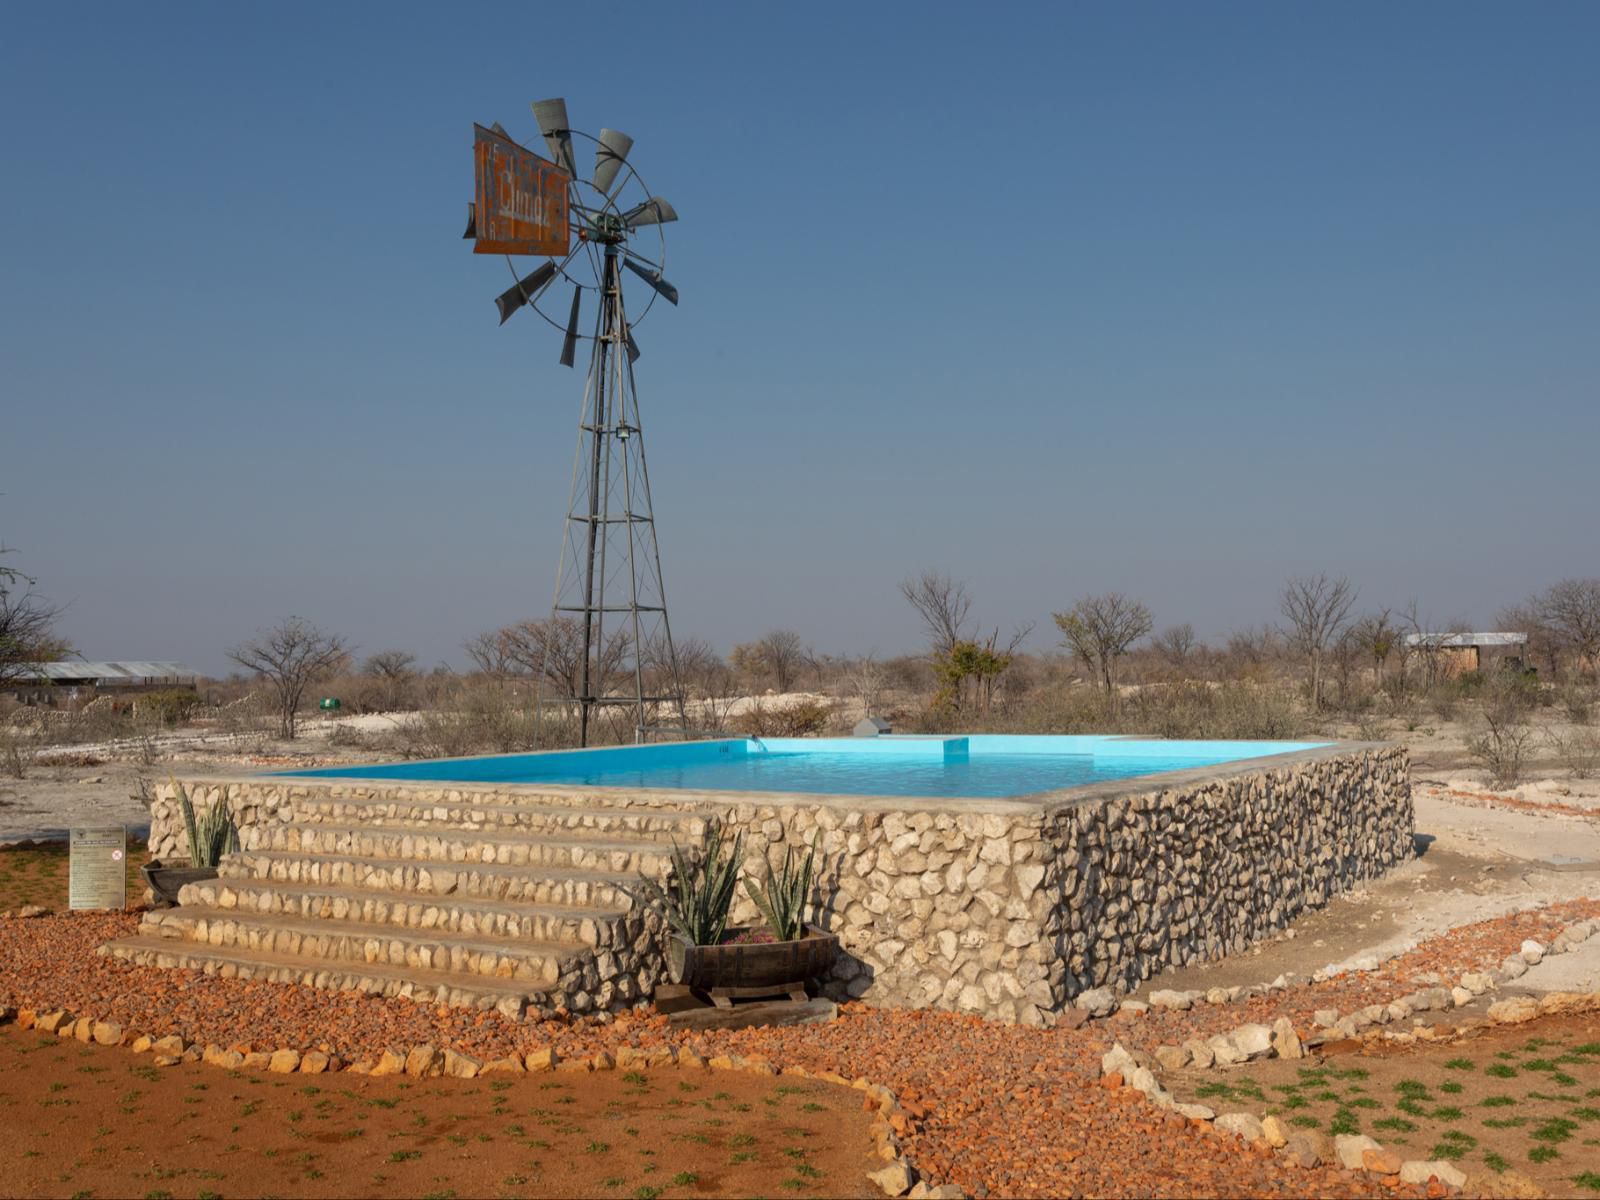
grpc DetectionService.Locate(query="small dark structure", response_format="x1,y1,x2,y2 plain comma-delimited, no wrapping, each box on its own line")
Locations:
854,716,892,737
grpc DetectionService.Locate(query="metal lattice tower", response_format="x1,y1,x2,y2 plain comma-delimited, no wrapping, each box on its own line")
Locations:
467,98,687,746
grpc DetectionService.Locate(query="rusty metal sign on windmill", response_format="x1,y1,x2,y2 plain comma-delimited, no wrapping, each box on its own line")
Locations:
466,99,686,747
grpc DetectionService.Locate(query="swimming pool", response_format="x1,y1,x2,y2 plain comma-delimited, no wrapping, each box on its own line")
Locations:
281,735,1328,800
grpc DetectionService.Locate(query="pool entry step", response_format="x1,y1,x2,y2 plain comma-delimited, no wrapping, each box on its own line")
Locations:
99,791,691,1019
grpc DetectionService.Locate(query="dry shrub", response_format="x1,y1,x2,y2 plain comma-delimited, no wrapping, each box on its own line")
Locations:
1546,727,1600,779
730,697,833,738
1466,676,1536,789
1560,686,1595,726
958,680,1303,741
385,679,586,759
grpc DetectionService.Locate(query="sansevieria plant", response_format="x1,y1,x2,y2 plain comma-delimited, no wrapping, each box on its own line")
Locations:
744,830,819,942
637,817,745,946
174,777,240,869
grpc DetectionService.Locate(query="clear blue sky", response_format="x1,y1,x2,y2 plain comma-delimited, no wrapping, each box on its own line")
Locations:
3,3,1596,675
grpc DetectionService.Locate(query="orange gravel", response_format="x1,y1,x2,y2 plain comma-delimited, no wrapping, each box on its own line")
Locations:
3,899,1596,1197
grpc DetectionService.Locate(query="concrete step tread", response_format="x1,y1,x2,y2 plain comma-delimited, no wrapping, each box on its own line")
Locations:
295,794,698,824
270,822,677,850
193,877,628,923
143,905,587,960
98,937,542,1011
227,848,643,884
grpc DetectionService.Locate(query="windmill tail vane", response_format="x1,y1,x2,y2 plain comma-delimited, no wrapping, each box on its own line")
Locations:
466,97,687,748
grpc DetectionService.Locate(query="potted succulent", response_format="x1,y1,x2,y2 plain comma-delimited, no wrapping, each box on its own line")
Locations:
141,779,239,908
641,818,837,1006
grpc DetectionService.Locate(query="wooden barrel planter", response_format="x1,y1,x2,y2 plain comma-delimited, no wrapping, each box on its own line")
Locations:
669,926,839,1006
140,862,218,908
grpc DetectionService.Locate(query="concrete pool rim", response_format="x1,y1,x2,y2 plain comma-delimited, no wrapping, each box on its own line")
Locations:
226,737,1390,817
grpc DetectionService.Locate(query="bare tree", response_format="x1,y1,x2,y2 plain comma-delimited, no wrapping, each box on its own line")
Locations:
842,653,893,716
463,629,512,677
1278,574,1357,710
1538,579,1600,681
731,629,806,693
900,570,972,660
1349,608,1398,689
1154,623,1196,669
363,650,416,711
1053,593,1154,696
499,617,630,699
227,616,350,739
0,545,72,685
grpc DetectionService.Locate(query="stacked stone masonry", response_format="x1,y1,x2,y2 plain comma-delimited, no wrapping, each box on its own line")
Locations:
124,744,1412,1025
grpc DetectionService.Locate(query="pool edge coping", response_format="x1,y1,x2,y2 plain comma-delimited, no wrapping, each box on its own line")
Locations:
182,740,1399,817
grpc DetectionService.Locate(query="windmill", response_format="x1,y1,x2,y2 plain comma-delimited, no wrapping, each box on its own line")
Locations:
465,98,686,747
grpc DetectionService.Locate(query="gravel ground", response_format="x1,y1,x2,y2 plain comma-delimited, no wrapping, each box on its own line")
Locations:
7,902,1599,1197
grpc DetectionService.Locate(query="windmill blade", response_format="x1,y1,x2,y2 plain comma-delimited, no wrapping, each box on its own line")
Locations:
530,98,577,177
624,325,641,364
621,196,678,229
559,285,582,367
494,261,558,325
622,256,679,306
462,202,476,240
593,128,634,195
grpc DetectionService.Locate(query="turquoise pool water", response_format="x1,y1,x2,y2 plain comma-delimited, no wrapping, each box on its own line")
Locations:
281,735,1326,800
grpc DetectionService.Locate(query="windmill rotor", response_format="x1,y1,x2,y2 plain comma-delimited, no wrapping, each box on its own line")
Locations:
465,98,688,747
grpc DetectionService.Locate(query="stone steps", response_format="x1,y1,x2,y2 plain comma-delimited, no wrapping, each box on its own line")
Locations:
135,905,577,984
97,937,541,1020
291,793,701,839
178,876,630,945
249,822,676,875
220,850,640,909
114,787,679,1018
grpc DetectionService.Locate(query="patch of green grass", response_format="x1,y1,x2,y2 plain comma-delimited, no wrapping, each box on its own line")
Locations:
1484,1152,1510,1173
1483,1117,1529,1130
1486,1063,1518,1079
1443,1058,1475,1071
1533,1118,1579,1145
730,1133,756,1147
1432,1106,1464,1122
1373,1116,1417,1133
583,1141,610,1154
1396,1098,1428,1117
631,1188,661,1200
670,1173,699,1187
1395,1080,1431,1098
1439,1081,1464,1095
1572,1107,1600,1122
387,1150,421,1163
1529,1146,1560,1164
1524,1058,1559,1072
1571,1172,1600,1193
1569,1043,1600,1057
1481,1094,1517,1108
1329,1110,1361,1136
622,1071,648,1085
1555,1073,1580,1087
730,1151,757,1164
1347,1096,1381,1110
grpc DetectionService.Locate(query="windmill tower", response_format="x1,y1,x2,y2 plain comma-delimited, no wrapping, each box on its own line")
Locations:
466,98,686,747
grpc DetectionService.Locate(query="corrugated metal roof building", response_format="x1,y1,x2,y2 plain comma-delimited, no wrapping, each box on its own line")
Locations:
4,661,198,701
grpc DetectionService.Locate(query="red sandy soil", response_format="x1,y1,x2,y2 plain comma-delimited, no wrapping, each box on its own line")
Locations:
3,899,1598,1198
0,1024,879,1199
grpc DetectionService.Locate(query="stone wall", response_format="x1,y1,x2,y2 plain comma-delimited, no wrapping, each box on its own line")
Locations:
152,744,1412,1025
